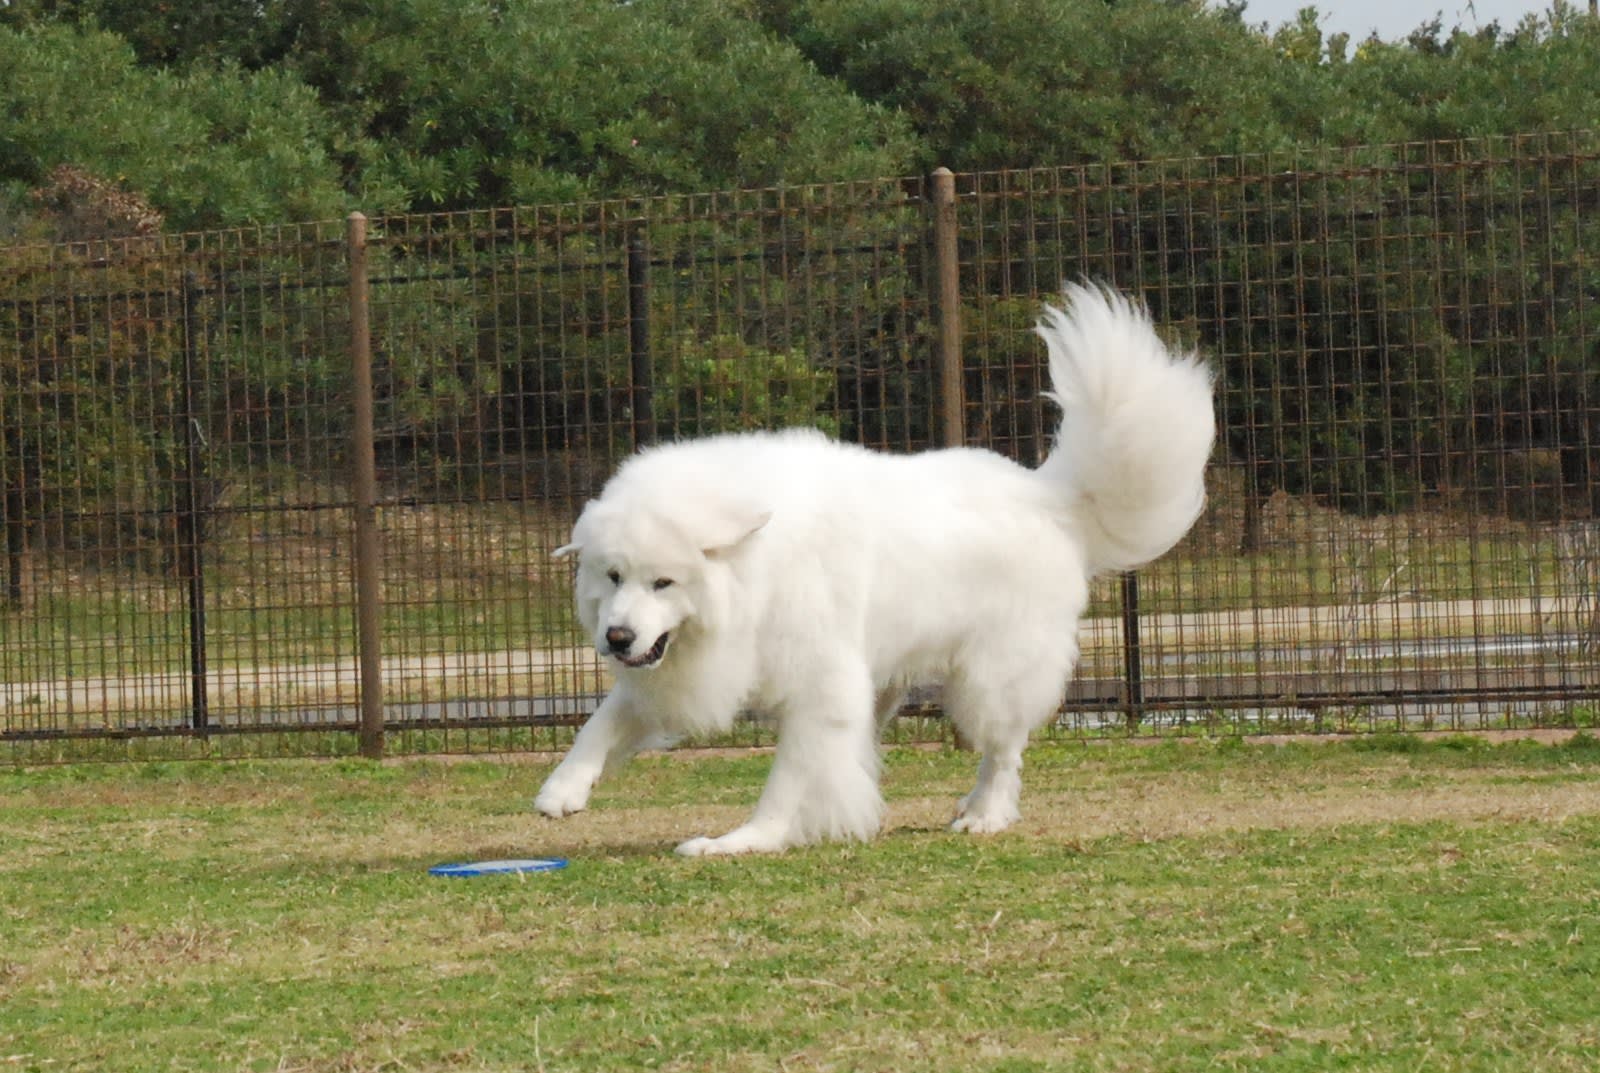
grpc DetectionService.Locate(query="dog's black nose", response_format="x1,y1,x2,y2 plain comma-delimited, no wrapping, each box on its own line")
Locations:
605,626,636,653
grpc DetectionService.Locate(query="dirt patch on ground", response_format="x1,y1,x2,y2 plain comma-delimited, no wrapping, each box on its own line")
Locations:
889,770,1600,847
17,733,1591,865
441,746,1600,859
398,727,1595,767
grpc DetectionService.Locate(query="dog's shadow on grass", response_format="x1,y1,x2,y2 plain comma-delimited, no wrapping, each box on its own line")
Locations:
883,820,955,840
450,836,677,862
424,803,974,867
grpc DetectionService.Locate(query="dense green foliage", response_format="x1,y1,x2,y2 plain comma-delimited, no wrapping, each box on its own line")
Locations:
2,1,1599,574
1,0,914,227
0,22,369,233
3,1,1599,229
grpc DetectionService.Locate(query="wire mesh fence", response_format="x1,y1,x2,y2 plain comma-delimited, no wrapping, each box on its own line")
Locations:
2,133,1597,762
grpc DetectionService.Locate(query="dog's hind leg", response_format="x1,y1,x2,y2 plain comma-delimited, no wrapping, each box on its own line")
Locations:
677,661,882,856
534,690,652,819
945,659,1068,835
950,744,1026,834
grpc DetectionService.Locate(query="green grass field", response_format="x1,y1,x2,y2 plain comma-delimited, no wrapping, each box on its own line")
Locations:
3,735,1599,1072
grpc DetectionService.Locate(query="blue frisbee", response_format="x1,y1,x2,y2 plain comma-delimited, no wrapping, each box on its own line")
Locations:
429,857,568,878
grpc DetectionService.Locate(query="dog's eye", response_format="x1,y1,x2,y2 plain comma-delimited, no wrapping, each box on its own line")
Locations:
652,578,674,591
606,569,621,586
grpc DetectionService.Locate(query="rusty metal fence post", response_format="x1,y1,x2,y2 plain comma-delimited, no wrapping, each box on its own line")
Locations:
1120,573,1145,729
932,167,964,448
178,272,210,734
627,227,657,449
931,167,975,748
348,212,384,759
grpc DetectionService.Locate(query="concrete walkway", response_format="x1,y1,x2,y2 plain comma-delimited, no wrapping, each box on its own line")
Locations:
3,596,1591,726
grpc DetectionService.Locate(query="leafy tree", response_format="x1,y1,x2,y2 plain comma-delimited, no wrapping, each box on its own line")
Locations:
658,332,839,439
1318,3,1600,142
3,1,915,210
754,0,1338,170
0,0,284,66
0,238,184,589
0,24,371,231
232,0,915,210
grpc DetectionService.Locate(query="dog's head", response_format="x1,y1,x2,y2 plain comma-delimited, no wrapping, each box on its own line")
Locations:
554,496,768,671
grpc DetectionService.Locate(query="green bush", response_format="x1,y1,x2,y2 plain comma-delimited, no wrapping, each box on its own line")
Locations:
658,332,838,440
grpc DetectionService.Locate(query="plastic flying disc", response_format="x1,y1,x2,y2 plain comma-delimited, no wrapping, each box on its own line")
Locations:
428,857,568,878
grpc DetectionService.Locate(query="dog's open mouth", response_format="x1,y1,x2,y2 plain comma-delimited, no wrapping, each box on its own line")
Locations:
617,632,670,669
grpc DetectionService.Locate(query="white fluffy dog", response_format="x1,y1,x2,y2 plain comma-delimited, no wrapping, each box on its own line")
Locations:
535,283,1214,855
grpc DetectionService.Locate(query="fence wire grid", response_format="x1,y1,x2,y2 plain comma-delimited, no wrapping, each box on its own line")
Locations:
2,132,1597,762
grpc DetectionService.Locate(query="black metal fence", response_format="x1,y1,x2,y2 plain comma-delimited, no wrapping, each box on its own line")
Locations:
3,132,1597,762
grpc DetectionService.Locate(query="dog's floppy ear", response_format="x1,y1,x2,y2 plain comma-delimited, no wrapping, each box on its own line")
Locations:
552,500,601,560
697,506,771,556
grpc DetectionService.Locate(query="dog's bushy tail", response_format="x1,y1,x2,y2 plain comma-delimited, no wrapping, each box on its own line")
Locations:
1035,282,1215,576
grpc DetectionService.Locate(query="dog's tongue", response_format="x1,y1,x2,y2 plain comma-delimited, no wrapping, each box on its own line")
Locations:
623,632,669,668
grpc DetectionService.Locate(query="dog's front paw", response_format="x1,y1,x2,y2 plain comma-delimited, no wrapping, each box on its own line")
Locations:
949,803,1020,835
534,772,592,819
675,824,787,857
674,836,727,857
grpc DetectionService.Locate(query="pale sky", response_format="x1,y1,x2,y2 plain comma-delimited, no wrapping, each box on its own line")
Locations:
1225,1,1571,40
